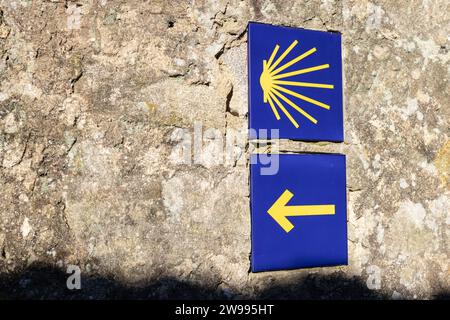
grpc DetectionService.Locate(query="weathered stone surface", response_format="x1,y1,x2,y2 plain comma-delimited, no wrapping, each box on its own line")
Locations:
0,0,448,299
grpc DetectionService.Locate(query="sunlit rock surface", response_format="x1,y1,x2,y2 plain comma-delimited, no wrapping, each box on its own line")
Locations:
0,0,448,299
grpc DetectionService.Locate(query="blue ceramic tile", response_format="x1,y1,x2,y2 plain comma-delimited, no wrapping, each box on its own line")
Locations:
248,22,343,141
250,153,347,272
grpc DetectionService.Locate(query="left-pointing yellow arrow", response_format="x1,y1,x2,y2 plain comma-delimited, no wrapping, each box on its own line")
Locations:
267,189,335,233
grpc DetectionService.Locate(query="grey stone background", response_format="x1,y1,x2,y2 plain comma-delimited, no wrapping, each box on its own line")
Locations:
0,0,448,299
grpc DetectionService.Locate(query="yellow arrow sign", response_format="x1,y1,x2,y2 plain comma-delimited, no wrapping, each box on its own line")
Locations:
267,189,335,233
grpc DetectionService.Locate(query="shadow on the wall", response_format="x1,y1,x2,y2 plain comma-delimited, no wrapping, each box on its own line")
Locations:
0,264,447,300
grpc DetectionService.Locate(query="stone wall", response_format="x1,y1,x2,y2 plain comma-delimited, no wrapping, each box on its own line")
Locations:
0,0,448,299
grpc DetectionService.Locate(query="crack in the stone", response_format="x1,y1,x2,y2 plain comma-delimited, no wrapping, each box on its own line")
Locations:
8,132,31,168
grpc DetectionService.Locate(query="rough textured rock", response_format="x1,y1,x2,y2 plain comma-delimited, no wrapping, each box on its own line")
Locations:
0,0,448,299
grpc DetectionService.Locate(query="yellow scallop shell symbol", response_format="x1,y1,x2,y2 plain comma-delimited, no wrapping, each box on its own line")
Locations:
260,40,334,128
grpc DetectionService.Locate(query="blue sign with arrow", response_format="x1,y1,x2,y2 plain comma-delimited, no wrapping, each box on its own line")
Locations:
248,22,343,141
250,153,347,272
